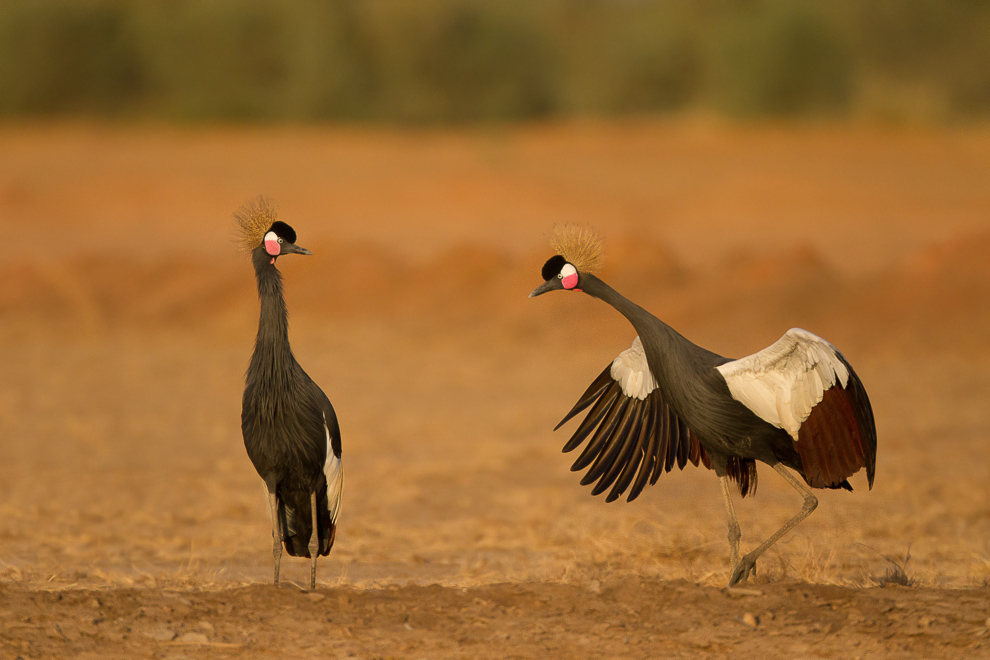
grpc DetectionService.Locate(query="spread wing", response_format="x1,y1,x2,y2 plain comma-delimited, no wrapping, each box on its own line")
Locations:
555,337,716,503
716,328,876,489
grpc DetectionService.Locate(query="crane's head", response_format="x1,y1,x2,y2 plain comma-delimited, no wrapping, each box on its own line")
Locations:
530,254,580,297
261,221,311,261
529,224,603,298
234,197,312,264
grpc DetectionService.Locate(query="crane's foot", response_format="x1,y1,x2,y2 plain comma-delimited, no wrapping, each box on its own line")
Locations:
728,555,758,587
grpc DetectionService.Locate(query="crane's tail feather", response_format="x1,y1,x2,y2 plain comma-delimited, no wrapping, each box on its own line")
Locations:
278,480,336,558
725,455,758,498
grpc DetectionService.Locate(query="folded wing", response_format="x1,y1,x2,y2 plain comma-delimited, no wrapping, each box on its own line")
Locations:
322,410,343,550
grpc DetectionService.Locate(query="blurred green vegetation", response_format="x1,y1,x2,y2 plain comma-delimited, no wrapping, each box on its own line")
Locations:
0,0,987,123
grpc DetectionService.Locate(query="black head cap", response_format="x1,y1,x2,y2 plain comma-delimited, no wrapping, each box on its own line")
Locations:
269,220,297,244
541,254,566,281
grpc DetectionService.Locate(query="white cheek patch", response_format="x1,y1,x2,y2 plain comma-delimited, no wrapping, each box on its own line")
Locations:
561,263,579,289
264,231,280,256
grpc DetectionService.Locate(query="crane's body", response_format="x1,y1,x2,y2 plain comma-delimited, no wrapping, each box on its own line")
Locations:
237,200,343,589
531,227,876,586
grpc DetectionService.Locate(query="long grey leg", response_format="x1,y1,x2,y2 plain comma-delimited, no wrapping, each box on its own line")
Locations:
728,463,818,587
309,491,319,590
269,490,282,586
719,476,741,568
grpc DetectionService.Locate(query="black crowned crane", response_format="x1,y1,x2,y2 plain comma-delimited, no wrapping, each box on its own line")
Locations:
236,199,343,589
530,225,876,587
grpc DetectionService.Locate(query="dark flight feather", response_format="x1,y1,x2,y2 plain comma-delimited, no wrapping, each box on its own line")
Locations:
558,368,742,503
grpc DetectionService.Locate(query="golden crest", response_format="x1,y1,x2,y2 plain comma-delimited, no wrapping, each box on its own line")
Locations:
234,196,278,252
549,224,605,274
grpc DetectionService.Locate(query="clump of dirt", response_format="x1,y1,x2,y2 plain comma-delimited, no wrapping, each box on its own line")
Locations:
2,580,988,659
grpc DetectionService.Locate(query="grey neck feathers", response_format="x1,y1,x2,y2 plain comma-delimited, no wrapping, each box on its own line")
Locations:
579,273,726,379
250,249,294,381
579,273,743,450
580,274,678,344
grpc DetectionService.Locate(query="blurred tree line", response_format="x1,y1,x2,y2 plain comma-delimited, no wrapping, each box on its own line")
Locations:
0,0,987,123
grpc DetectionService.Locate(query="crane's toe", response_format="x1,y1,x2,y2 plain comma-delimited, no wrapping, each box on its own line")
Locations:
728,555,758,587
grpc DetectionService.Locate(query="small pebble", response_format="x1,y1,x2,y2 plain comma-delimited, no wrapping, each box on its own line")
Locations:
176,632,209,644
741,612,759,628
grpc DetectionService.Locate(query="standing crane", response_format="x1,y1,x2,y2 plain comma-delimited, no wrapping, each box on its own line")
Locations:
530,225,876,586
236,198,343,589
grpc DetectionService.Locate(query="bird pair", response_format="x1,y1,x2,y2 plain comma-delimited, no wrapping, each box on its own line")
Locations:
238,205,876,590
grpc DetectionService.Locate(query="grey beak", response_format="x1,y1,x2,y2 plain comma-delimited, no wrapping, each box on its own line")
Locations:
286,243,312,256
529,280,555,298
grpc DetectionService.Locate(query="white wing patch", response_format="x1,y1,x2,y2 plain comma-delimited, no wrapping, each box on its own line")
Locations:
323,413,343,525
610,336,657,400
716,328,850,440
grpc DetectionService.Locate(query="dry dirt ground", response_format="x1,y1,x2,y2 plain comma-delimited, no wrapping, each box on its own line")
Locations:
1,121,989,658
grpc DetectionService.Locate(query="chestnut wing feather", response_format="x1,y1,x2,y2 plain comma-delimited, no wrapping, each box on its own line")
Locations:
717,328,877,490
796,360,877,489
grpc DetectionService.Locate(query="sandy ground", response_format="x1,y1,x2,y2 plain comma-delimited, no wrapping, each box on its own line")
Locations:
1,121,990,658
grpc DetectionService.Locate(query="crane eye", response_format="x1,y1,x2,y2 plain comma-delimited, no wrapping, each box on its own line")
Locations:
557,273,563,279
278,238,283,244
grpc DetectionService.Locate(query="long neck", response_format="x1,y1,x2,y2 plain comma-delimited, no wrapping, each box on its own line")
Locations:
580,273,743,448
580,274,676,342
579,272,725,376
249,249,294,379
